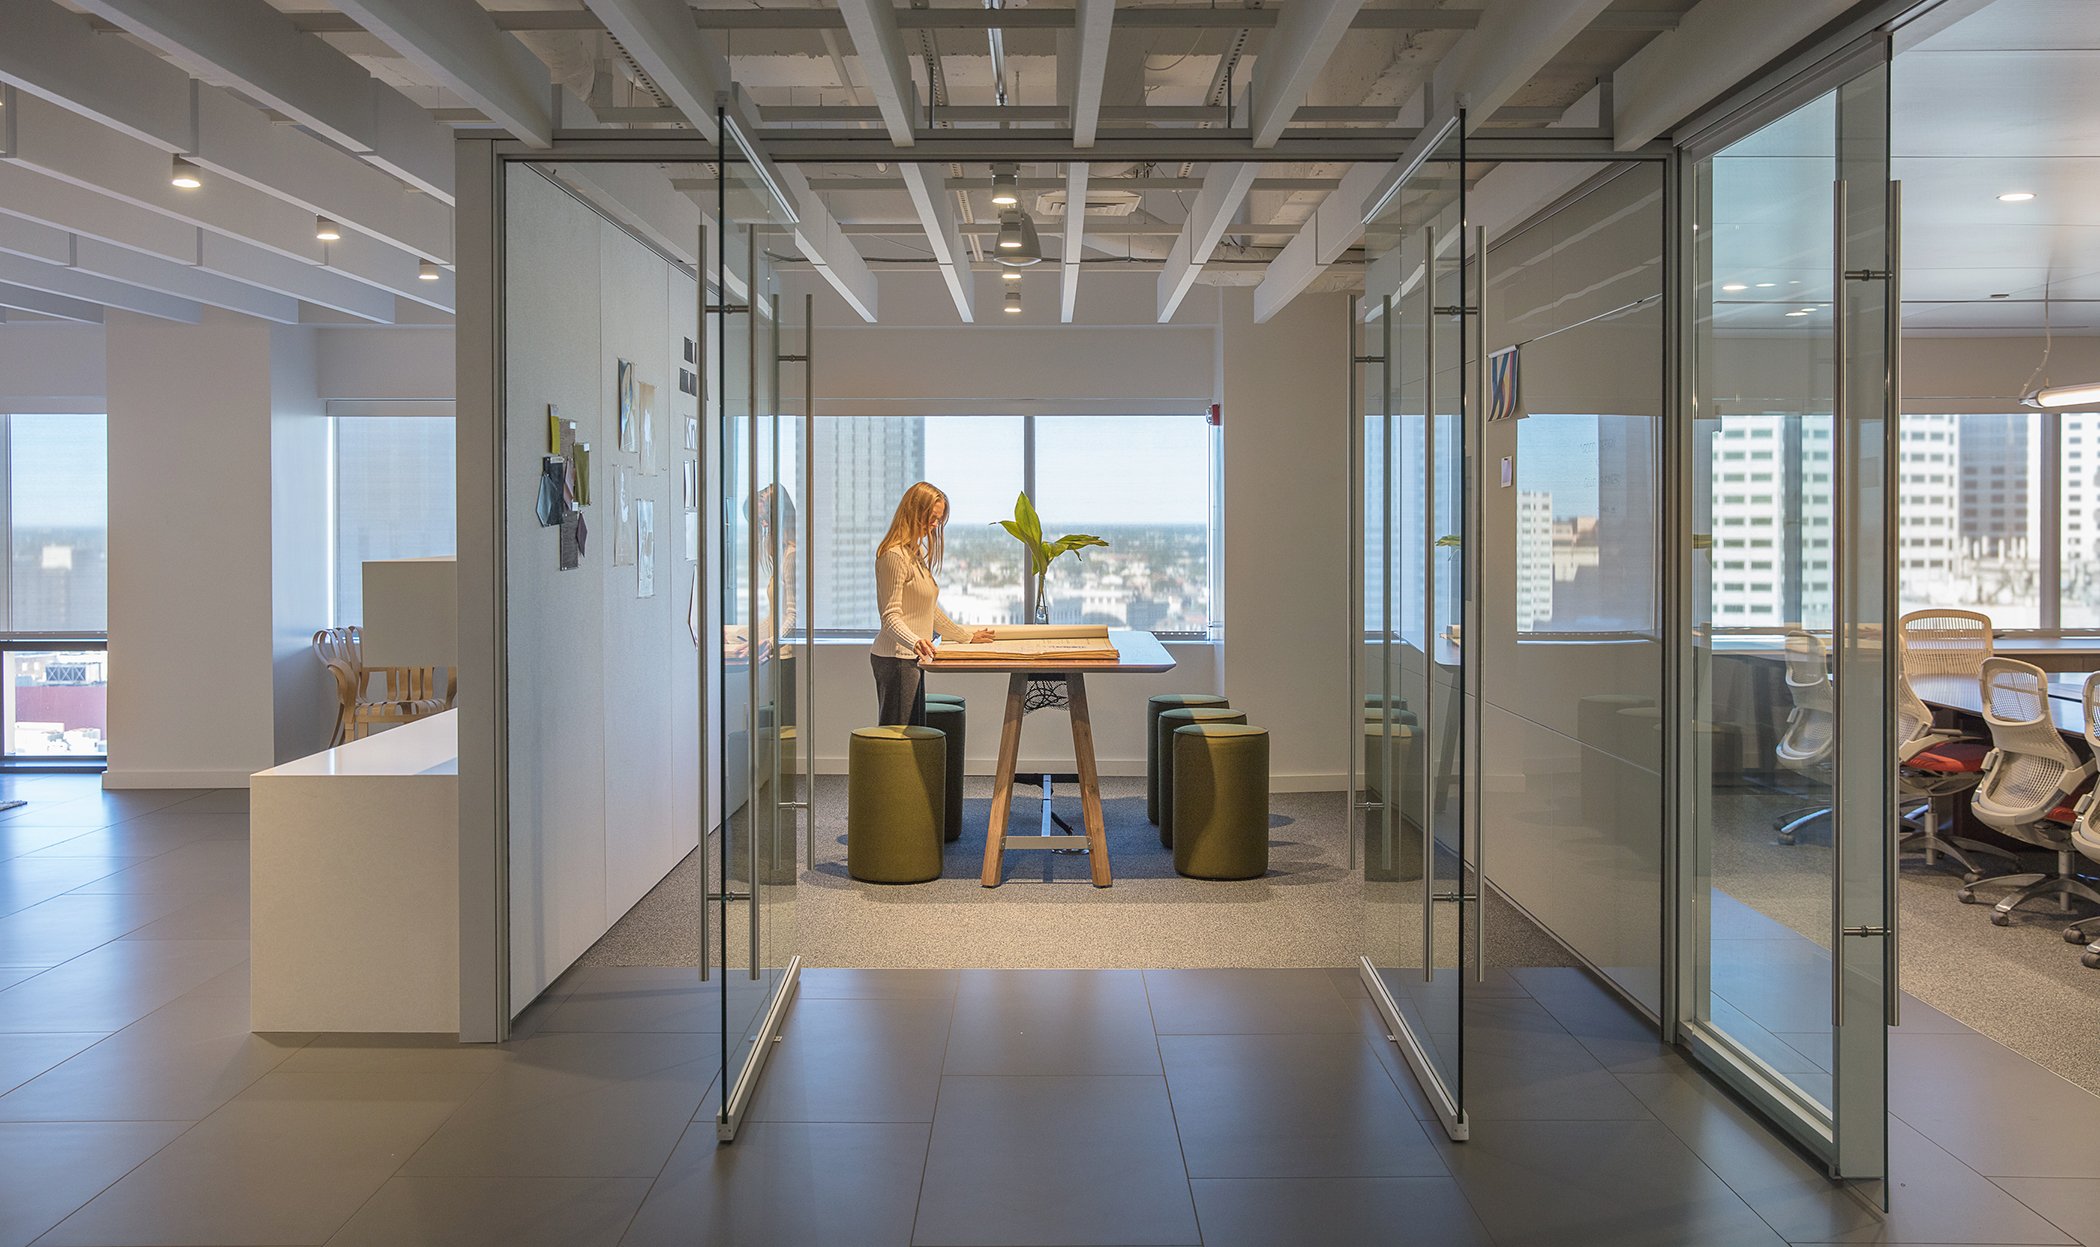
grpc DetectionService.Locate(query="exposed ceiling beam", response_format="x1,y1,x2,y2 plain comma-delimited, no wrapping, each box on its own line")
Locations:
0,282,103,323
0,251,202,322
1613,0,1859,149
331,0,554,147
1251,161,1386,323
67,235,301,322
833,0,921,145
580,0,730,144
197,233,397,322
1157,162,1258,322
4,93,451,310
67,0,453,200
777,165,881,322
898,165,974,322
804,177,1347,192
0,4,452,259
1061,161,1088,322
1248,0,1374,148
203,5,1682,32
1067,0,1116,147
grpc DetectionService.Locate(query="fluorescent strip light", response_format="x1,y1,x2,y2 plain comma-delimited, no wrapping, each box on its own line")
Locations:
2024,382,2100,409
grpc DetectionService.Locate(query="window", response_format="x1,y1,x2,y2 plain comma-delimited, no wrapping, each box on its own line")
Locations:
812,414,1215,635
1514,413,1658,634
0,413,109,759
1898,412,2039,628
332,416,457,625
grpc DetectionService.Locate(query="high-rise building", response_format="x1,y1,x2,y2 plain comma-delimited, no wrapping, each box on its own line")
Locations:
1958,412,2033,556
1516,489,1554,630
811,417,924,630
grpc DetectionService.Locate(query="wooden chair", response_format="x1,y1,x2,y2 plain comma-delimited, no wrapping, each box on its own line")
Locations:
312,626,456,744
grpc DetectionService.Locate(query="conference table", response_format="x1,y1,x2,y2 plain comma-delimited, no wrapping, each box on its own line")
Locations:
921,628,1176,889
1913,673,2093,737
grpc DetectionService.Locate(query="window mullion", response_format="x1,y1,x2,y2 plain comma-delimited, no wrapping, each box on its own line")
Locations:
2042,409,2062,633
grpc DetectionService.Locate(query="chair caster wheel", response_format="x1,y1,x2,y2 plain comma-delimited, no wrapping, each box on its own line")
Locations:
2084,950,2100,970
1957,887,1978,904
1991,911,2011,927
1962,871,1983,885
2067,926,2091,944
1777,832,1796,846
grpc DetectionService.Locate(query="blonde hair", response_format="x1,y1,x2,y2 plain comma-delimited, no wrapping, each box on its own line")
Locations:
878,481,949,571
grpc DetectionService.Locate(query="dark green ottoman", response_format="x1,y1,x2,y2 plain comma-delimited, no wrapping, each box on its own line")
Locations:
925,692,965,707
1173,724,1270,880
1148,694,1229,825
847,726,945,884
1156,706,1247,847
922,700,967,843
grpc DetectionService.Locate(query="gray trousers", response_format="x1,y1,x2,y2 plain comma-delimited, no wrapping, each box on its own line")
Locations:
871,654,927,727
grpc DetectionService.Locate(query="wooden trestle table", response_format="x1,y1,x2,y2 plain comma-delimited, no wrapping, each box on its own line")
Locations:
921,629,1176,888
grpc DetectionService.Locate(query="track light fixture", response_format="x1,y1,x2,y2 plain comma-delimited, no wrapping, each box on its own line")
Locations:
315,216,342,242
990,163,1020,207
1004,287,1022,314
1002,270,1022,281
994,210,1043,267
418,260,441,281
170,157,203,189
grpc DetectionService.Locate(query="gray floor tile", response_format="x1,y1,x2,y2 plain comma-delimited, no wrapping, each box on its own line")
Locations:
19,818,240,861
0,968,35,992
1892,1032,2100,1180
1618,1065,2074,1245
65,839,250,895
1511,966,1678,1072
36,1098,455,1247
1989,1178,2100,1247
534,966,767,1035
798,967,959,998
0,857,126,918
913,1075,1200,1246
0,967,309,1122
1143,968,1365,1035
169,790,248,815
0,937,249,1032
325,1175,651,1247
1438,1118,1792,1247
0,1032,104,1097
0,892,202,968
944,969,1160,1076
238,1037,503,1105
1463,1033,1657,1122
1189,1176,1494,1247
747,996,952,1123
1159,1033,1446,1178
0,1120,190,1247
620,1121,928,1247
0,826,104,861
403,1031,716,1178
119,891,250,941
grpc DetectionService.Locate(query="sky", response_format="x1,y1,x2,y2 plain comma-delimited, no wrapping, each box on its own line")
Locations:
924,415,1212,528
1515,414,1603,519
10,415,108,530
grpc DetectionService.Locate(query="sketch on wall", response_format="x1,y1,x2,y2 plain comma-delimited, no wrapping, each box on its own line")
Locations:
636,498,656,597
617,359,639,453
639,381,658,474
614,468,636,566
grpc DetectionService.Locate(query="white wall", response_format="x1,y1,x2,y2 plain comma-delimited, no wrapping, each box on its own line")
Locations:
270,328,333,763
503,166,700,1009
104,311,279,787
0,322,105,411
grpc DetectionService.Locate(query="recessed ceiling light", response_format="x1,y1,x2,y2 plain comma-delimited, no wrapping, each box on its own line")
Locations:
1721,283,1748,292
1001,270,1022,282
1754,282,1777,288
1991,292,2011,300
418,260,441,281
1785,310,1811,317
170,156,203,189
1998,191,2036,203
315,216,341,242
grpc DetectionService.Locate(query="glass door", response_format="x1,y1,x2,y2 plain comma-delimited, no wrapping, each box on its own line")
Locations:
714,117,804,1141
1681,47,1896,1182
1357,119,1473,1141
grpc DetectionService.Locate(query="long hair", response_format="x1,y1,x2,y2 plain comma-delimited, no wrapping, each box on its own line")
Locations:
877,481,948,572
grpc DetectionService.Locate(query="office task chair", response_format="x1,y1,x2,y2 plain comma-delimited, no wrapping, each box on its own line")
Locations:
2064,678,2100,967
1894,662,2014,882
1897,609,1994,680
1963,657,2100,925
1773,630,1835,845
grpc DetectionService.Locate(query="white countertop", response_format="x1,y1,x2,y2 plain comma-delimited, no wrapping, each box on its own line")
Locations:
255,709,459,778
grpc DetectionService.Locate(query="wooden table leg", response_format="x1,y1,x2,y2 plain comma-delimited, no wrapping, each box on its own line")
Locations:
1066,673,1112,887
980,673,1028,887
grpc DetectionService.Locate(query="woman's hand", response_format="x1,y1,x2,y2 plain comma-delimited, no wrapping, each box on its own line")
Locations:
915,638,937,662
971,628,997,643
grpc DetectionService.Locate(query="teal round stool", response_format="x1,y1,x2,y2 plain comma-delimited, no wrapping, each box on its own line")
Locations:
925,692,965,707
1156,706,1247,847
847,726,945,884
1148,694,1229,826
1172,723,1270,880
922,700,967,843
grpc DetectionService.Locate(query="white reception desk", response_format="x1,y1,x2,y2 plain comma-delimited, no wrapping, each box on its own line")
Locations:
250,710,459,1033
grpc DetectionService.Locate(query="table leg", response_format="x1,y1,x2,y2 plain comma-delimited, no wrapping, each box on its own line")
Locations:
1067,673,1112,887
980,673,1028,887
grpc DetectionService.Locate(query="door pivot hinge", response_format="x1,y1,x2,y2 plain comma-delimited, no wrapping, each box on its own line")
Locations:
1842,269,1892,282
1840,925,1891,937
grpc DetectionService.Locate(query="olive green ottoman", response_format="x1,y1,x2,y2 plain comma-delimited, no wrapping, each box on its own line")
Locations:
1173,724,1270,880
1148,694,1230,825
847,726,945,884
922,700,967,843
1156,706,1248,847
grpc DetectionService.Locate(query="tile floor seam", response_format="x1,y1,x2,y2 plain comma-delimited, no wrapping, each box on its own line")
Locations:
907,990,961,1247
1140,970,1206,1247
19,1113,209,1246
1975,1173,2100,1247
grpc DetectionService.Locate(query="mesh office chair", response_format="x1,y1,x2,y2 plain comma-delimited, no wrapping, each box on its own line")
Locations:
2065,678,2100,967
1963,657,2100,925
1897,608,1993,679
1773,630,1836,845
1894,661,2013,881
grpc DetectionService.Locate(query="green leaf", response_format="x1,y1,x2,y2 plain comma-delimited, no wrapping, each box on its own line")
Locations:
1017,492,1045,547
1434,533,1463,548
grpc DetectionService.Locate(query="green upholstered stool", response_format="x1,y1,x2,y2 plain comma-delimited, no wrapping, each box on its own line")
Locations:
922,701,967,843
847,726,945,884
925,692,965,707
1172,723,1270,880
1148,694,1230,826
1156,706,1247,847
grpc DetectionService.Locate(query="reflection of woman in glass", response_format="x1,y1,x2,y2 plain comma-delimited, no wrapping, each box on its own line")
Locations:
872,482,994,725
752,483,797,653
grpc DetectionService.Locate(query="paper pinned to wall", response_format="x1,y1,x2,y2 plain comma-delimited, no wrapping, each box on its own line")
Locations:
636,498,656,597
639,381,658,474
558,511,581,570
617,359,638,453
682,460,697,510
685,418,698,451
613,468,636,565
684,510,698,563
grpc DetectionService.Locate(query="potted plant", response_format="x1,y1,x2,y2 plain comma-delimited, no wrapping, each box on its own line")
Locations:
997,492,1108,624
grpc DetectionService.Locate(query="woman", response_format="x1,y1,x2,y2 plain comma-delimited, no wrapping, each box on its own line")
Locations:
873,481,995,725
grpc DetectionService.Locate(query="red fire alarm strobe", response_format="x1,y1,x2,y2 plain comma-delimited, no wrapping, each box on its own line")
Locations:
1207,403,1222,427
